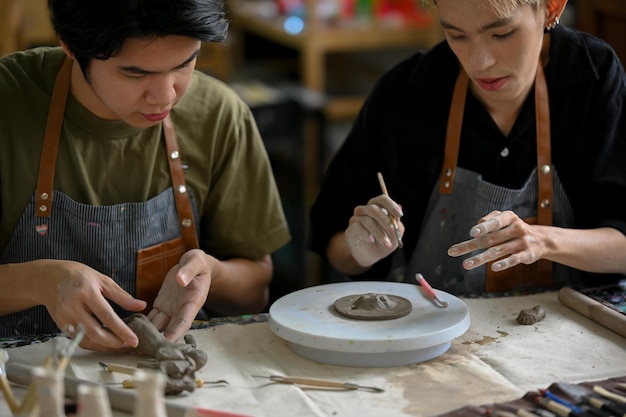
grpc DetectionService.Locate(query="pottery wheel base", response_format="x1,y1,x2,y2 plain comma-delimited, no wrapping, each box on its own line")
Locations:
289,341,452,368
269,282,470,368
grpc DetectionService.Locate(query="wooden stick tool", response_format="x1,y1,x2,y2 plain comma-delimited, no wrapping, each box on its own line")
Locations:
377,172,403,248
253,375,384,393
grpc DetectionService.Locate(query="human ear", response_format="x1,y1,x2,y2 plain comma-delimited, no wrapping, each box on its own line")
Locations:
59,40,75,59
545,0,568,30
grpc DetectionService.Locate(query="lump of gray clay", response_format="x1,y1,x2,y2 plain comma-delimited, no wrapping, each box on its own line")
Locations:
124,313,208,395
516,305,546,325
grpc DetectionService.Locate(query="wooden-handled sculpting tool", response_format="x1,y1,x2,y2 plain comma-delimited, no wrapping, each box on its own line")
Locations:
0,349,18,414
415,273,449,308
377,172,403,248
7,362,250,417
98,362,210,388
253,375,384,393
18,323,86,415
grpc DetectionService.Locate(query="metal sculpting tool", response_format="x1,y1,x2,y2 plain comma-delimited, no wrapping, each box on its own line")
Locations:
415,273,449,308
253,375,384,393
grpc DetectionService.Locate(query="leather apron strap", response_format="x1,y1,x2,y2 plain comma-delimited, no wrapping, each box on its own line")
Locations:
438,60,554,290
439,61,553,223
35,56,73,218
162,115,199,250
534,62,553,226
36,56,199,251
439,69,469,195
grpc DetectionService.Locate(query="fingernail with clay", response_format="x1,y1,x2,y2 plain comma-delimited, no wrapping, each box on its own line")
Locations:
125,337,138,348
470,227,481,238
463,259,475,269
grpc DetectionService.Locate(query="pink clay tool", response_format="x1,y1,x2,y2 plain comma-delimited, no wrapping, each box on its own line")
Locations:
415,273,449,308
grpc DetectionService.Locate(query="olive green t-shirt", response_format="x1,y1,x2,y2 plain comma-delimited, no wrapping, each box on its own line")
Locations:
0,47,290,260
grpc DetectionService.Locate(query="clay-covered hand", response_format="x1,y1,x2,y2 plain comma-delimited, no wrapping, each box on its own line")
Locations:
146,249,213,342
447,210,547,272
40,260,145,351
345,195,404,267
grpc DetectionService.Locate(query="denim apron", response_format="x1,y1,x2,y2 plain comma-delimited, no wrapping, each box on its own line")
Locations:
0,57,199,336
404,62,578,295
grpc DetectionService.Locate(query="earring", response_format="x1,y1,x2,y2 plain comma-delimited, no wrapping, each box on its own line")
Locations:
546,16,559,31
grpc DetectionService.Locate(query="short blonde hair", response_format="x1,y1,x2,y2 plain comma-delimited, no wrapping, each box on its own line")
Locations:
424,0,545,18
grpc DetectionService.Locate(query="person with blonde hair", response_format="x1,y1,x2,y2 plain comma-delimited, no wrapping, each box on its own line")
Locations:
309,0,626,295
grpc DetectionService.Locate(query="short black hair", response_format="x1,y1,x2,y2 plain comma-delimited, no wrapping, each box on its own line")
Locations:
48,0,229,72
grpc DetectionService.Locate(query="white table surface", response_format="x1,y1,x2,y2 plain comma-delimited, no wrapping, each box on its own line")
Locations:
2,291,625,417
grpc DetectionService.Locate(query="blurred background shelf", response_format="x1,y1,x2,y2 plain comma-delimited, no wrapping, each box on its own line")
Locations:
227,0,442,121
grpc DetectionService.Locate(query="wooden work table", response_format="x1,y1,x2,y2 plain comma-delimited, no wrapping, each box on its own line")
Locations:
2,291,625,417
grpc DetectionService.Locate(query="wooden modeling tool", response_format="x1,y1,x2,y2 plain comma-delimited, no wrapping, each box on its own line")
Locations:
415,273,449,308
17,324,86,415
253,374,384,393
593,386,626,403
7,362,251,417
0,349,18,414
376,172,403,248
99,362,211,389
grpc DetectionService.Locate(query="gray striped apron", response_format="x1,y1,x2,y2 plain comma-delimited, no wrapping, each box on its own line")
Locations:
0,57,199,337
404,61,578,295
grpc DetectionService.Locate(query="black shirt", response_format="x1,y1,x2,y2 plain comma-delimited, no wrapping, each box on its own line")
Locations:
308,25,626,285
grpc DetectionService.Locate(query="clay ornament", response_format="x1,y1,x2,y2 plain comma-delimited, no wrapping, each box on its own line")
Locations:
123,313,208,395
334,293,412,320
516,305,546,325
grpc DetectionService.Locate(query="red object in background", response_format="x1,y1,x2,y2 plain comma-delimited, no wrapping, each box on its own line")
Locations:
372,0,434,27
275,0,302,15
399,0,434,27
342,0,357,20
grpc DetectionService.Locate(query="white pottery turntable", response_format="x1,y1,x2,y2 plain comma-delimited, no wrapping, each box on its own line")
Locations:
268,281,470,367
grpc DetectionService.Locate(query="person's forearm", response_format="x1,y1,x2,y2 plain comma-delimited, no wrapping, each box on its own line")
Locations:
542,226,626,274
0,260,53,315
326,232,371,276
205,255,273,315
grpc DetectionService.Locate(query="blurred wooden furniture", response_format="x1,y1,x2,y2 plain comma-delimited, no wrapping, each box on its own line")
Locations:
577,0,626,68
227,0,443,121
1,0,58,57
196,41,234,82
0,0,25,57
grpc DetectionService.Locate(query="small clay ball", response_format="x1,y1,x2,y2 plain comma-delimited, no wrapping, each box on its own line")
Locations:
516,305,546,325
